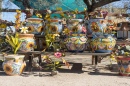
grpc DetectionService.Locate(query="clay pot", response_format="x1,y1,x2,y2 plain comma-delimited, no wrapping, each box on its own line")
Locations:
64,34,87,52
19,34,35,51
90,35,116,53
117,56,130,76
2,54,26,76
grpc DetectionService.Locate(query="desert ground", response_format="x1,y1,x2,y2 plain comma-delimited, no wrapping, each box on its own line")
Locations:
0,53,130,86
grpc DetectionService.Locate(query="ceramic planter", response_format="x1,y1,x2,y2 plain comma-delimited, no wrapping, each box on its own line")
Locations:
117,56,130,76
90,35,116,53
2,54,26,76
67,19,85,34
19,34,35,51
46,19,62,34
64,34,87,52
26,18,43,34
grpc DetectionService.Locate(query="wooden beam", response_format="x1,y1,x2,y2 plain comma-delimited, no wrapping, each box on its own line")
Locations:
83,0,120,12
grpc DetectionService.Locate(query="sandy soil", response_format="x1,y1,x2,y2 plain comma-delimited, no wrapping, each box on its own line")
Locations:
0,54,130,86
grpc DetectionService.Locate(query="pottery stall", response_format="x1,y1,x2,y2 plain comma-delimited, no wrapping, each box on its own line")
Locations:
64,19,87,52
2,55,26,76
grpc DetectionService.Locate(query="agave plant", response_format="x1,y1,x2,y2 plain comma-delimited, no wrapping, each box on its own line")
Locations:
5,33,22,54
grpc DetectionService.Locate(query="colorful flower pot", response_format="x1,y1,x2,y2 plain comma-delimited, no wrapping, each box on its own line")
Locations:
117,56,130,76
67,19,85,34
2,54,26,76
19,34,35,51
26,18,44,34
64,34,87,52
90,35,116,53
46,19,62,34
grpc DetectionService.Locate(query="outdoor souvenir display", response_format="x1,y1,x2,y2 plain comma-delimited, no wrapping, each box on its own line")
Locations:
1,0,130,78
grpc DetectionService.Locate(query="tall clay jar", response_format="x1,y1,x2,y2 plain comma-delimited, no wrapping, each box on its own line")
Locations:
18,34,35,51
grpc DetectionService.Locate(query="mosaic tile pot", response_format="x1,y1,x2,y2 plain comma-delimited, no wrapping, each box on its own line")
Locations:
117,56,130,76
26,18,44,34
90,35,116,53
64,34,87,52
2,55,26,76
46,19,62,34
19,34,35,51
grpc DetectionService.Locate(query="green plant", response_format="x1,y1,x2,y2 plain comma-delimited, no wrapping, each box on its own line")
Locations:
5,33,22,54
43,55,61,71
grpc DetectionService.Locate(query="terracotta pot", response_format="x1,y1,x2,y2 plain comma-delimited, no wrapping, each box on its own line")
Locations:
117,56,130,76
19,34,35,51
64,34,87,52
2,54,26,76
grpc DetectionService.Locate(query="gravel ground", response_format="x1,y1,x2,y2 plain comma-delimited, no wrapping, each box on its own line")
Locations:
0,53,130,86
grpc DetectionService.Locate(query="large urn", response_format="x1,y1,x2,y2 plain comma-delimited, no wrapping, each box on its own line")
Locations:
26,17,43,34
2,55,26,76
19,34,35,51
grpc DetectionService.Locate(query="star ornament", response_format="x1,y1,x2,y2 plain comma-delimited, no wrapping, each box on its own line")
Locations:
20,27,29,34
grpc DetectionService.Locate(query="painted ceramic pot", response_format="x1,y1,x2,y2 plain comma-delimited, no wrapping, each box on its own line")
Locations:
64,34,87,52
67,19,86,34
90,35,116,53
117,56,130,76
46,19,62,34
26,18,44,34
19,34,35,51
2,55,26,76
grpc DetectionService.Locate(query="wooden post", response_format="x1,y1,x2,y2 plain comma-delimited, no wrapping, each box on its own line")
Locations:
0,0,2,19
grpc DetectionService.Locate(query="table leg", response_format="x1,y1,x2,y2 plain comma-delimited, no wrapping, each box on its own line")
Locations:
38,54,42,65
28,54,33,73
94,55,98,72
92,55,95,65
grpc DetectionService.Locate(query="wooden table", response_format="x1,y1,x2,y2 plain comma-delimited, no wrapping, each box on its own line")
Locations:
18,51,42,73
86,52,111,71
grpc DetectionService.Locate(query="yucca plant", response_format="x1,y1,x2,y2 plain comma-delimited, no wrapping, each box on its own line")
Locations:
5,33,22,54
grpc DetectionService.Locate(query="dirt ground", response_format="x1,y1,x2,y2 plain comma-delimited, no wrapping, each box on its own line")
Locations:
0,53,130,86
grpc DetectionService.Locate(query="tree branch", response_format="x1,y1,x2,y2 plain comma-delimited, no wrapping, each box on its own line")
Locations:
84,0,120,12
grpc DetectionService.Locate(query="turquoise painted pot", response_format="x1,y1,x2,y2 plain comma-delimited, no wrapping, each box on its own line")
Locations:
2,55,26,76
